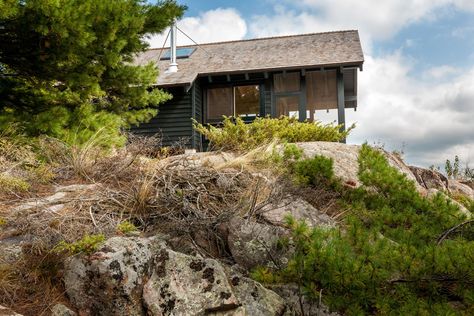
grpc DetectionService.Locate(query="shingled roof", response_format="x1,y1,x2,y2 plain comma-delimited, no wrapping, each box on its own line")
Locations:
134,30,364,87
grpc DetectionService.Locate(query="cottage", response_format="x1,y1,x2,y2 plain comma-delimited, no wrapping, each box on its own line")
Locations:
132,26,364,150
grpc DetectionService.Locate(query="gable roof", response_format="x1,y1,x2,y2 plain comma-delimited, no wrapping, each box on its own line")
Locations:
134,30,364,87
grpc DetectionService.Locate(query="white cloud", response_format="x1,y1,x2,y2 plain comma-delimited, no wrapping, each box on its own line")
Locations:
251,0,474,53
145,8,247,48
422,65,461,80
346,53,474,167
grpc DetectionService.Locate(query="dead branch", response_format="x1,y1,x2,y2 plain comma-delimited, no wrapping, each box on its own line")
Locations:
436,220,474,245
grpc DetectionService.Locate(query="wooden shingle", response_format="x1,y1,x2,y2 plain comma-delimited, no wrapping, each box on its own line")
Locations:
134,30,364,87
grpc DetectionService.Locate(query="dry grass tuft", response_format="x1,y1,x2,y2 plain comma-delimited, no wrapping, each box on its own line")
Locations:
0,130,287,313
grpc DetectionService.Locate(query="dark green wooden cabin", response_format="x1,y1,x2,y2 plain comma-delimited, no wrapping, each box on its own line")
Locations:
132,30,364,150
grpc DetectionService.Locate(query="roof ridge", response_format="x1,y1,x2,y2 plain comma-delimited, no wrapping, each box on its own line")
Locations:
146,29,359,51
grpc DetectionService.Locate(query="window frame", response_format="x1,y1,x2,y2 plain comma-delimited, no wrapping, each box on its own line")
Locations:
271,71,305,120
204,81,264,123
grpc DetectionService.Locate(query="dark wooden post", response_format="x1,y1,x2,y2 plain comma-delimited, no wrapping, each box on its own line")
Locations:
191,83,196,149
299,72,307,122
337,68,346,143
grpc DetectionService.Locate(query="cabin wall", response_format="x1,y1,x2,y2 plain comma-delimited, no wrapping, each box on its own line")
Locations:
131,86,193,147
131,67,358,151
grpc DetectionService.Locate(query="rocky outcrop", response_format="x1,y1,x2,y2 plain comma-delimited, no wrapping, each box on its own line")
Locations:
409,166,449,191
12,184,98,213
64,236,288,316
449,180,474,199
258,197,334,228
294,142,423,191
64,237,156,316
143,248,239,315
223,267,286,316
224,198,335,270
227,218,290,270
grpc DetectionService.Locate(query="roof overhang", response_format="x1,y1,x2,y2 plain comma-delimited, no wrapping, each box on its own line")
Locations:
151,61,364,89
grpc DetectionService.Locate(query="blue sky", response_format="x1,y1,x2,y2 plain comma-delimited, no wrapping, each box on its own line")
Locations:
148,0,474,168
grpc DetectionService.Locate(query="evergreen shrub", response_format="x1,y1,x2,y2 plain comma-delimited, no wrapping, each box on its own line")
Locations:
254,144,474,315
54,234,106,255
193,116,352,151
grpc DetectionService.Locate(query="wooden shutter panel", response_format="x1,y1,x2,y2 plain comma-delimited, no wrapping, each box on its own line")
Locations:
207,87,233,120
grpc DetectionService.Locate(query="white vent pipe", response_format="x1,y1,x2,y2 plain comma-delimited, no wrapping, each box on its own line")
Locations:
167,22,178,73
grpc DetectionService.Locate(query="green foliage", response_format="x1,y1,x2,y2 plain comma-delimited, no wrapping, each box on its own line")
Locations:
281,143,303,161
251,266,283,284
0,0,185,146
0,217,6,226
265,144,474,315
0,174,30,192
193,116,352,152
292,155,335,186
54,234,106,255
269,143,303,167
453,194,474,213
116,220,138,235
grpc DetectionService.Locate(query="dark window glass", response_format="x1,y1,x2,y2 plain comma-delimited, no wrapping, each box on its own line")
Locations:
235,85,260,117
207,87,233,120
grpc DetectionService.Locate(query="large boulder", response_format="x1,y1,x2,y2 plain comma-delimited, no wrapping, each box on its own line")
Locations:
449,180,474,199
143,248,239,315
63,236,289,316
227,218,290,270
64,237,156,316
223,268,286,316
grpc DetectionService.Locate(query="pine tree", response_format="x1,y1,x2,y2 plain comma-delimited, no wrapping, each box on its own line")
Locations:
0,0,185,145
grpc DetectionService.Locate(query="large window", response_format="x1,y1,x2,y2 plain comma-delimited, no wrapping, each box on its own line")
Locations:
235,85,260,117
207,85,260,121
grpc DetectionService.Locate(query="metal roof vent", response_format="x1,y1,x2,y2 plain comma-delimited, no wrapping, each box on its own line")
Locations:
166,22,178,73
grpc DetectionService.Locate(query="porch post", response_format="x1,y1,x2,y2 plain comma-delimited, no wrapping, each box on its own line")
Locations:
337,68,346,143
299,73,307,122
191,83,196,149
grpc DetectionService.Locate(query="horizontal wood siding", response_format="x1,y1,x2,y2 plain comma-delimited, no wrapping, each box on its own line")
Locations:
131,87,193,147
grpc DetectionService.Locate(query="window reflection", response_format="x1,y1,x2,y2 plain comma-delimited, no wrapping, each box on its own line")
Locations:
235,85,260,117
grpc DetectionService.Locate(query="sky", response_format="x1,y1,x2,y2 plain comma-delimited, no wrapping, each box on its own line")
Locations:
146,0,474,168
